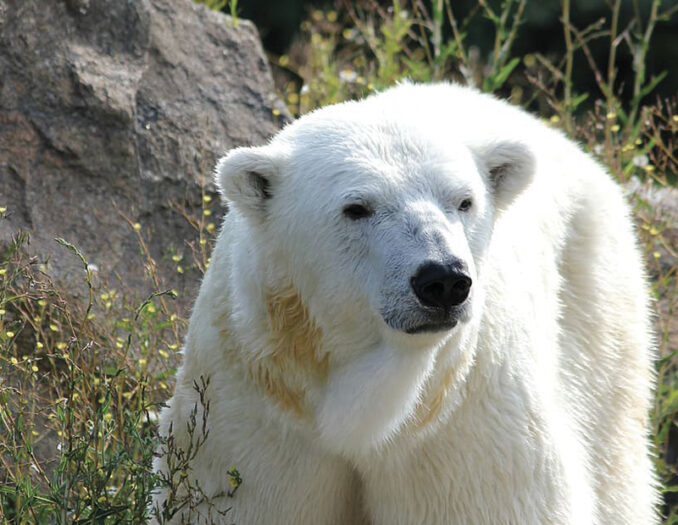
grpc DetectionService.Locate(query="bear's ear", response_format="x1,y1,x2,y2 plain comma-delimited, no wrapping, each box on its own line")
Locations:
215,145,283,221
474,141,535,210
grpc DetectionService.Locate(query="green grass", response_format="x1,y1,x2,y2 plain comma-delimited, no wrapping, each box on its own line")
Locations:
1,0,677,522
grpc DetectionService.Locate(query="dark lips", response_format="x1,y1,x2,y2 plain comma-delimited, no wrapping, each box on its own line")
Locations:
405,319,458,334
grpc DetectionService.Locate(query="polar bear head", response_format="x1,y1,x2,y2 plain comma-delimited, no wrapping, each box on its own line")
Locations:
215,86,534,456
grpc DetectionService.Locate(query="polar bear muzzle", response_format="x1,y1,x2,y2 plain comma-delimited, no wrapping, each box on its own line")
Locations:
405,260,473,334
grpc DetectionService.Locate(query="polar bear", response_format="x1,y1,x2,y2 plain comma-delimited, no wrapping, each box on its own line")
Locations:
151,83,658,524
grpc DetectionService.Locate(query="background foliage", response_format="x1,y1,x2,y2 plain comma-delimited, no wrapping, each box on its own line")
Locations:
2,0,677,522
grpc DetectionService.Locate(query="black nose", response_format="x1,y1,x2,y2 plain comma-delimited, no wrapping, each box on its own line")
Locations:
411,261,472,308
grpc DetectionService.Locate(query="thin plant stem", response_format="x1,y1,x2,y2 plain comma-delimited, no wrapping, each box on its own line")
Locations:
561,0,574,134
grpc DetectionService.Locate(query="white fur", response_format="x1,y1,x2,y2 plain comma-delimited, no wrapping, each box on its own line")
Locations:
152,83,658,524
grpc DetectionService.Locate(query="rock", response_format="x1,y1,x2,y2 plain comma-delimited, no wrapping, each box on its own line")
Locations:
0,0,288,308
625,177,678,273
624,177,678,364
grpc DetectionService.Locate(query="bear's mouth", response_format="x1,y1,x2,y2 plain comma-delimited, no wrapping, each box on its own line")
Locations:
381,296,472,335
405,319,458,334
385,300,471,335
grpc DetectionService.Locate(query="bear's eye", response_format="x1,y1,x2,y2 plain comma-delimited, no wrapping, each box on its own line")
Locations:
458,198,473,212
343,203,373,220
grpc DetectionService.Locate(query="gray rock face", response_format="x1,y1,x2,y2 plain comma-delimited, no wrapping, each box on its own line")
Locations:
0,0,286,305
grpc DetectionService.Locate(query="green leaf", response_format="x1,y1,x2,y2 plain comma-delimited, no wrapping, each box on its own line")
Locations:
661,387,678,416
570,92,589,110
639,71,667,99
484,57,520,92
657,348,678,368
